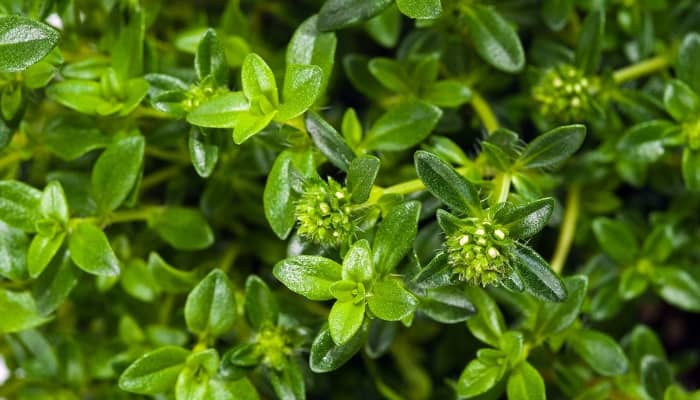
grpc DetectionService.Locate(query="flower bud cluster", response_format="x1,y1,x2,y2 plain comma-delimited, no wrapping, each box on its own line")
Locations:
532,64,597,122
295,178,353,246
255,326,292,370
181,83,228,111
445,220,510,287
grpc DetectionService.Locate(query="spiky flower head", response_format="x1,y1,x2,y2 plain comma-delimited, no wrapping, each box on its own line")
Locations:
295,177,353,246
532,64,598,122
445,219,511,287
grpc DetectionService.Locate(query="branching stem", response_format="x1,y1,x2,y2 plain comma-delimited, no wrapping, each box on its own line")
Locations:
612,55,670,84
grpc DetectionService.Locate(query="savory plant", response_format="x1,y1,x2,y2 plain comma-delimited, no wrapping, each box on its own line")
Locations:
0,0,699,399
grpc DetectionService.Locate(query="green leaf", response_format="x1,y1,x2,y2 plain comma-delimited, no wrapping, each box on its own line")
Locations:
0,119,10,150
625,325,666,370
396,0,442,19
413,252,453,289
372,201,421,274
147,252,199,293
305,111,356,171
208,377,259,400
343,54,392,99
347,155,380,203
267,358,306,400
277,64,323,121
112,5,145,81
241,53,278,107
264,150,314,239
414,150,481,215
0,15,60,72
651,267,700,312
44,116,109,160
683,147,700,191
418,285,475,323
342,239,373,282
33,252,79,315
365,319,398,358
28,231,65,278
40,181,69,224
148,207,214,250
23,49,61,89
678,33,700,93
121,259,159,302
509,242,566,302
641,355,673,400
542,0,574,31
310,324,367,373
367,278,418,321
507,362,545,400
0,289,50,333
462,5,525,73
0,221,29,281
367,57,412,93
119,78,150,116
273,255,342,300
14,329,60,380
184,269,236,337
569,329,629,376
232,108,277,144
244,275,279,330
286,15,337,93
575,8,604,75
592,218,639,264
363,101,441,151
329,299,365,345
664,80,700,122
195,29,227,85
518,124,586,169
618,268,648,300
188,128,219,178
493,197,554,239
342,108,363,148
119,346,191,394
0,180,42,232
465,286,505,346
617,120,677,163
91,135,145,213
456,357,502,398
45,80,118,116
365,5,402,48
186,92,250,128
317,0,393,31
421,80,472,108
535,275,587,337
68,223,119,276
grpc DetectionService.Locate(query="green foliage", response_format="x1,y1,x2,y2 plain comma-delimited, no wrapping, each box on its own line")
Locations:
0,1,699,400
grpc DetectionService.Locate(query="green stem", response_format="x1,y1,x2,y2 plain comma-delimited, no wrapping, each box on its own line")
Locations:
141,165,183,191
144,147,190,164
381,178,426,196
220,243,240,274
159,294,175,325
491,172,511,205
612,55,670,84
471,91,499,133
70,207,160,230
107,207,160,225
132,106,172,119
550,185,581,274
0,151,24,170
